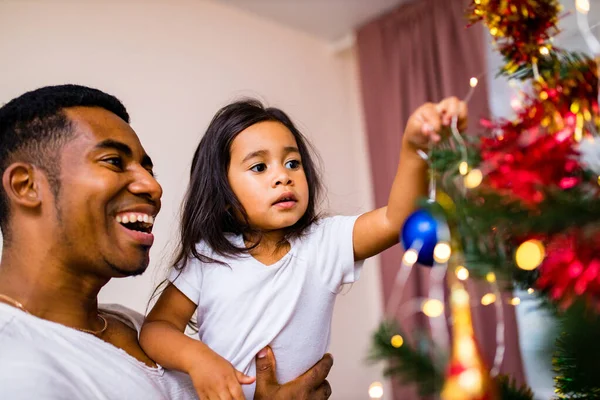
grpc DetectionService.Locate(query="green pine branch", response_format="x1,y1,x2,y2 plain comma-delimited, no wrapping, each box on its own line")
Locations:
497,50,595,82
369,321,538,398
496,375,535,400
553,303,600,399
369,321,445,397
418,131,600,289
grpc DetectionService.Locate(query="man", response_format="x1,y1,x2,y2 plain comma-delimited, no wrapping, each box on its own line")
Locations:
0,85,332,399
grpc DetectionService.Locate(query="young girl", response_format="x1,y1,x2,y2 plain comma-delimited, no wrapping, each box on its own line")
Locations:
140,97,467,400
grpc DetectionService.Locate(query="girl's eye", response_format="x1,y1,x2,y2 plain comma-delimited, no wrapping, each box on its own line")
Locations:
250,163,266,173
285,160,301,169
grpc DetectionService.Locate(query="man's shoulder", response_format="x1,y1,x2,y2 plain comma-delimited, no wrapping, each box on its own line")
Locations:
99,303,144,331
0,304,32,340
0,305,15,333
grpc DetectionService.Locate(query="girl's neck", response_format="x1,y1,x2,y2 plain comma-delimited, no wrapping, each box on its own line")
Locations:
243,230,290,266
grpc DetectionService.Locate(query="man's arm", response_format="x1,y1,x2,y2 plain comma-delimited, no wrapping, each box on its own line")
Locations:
253,346,333,400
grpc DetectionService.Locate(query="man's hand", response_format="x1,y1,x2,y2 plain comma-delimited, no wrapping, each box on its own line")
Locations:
253,346,333,400
188,345,255,400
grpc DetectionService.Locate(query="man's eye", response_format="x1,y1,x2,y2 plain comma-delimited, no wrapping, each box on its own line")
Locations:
250,163,266,173
104,157,123,169
285,160,301,169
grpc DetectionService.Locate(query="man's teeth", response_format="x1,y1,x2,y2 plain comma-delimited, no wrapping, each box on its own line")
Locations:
115,214,154,225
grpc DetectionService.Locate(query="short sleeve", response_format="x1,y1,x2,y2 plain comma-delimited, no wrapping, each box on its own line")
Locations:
168,260,204,306
310,215,364,292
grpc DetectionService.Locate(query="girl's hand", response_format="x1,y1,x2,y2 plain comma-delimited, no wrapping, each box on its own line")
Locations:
402,96,468,153
189,347,255,400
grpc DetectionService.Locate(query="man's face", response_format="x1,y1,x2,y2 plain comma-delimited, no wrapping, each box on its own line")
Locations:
50,107,162,277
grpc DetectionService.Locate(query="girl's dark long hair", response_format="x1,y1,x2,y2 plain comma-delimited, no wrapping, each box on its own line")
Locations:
172,98,324,272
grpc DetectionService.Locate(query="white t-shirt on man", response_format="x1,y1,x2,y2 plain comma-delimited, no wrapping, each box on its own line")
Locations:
0,303,197,400
170,215,363,399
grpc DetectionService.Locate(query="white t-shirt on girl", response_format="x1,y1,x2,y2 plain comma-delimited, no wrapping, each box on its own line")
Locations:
169,215,363,399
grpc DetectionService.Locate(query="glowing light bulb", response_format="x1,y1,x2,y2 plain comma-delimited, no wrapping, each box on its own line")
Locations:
403,249,418,266
391,335,404,348
433,242,452,263
422,299,444,317
510,297,521,306
539,46,550,56
510,96,522,110
469,77,478,87
464,168,483,189
481,293,496,306
458,369,483,394
457,337,476,360
451,287,470,306
369,382,384,399
486,272,496,283
576,0,590,14
515,240,545,270
459,161,469,176
455,265,469,281
527,288,535,294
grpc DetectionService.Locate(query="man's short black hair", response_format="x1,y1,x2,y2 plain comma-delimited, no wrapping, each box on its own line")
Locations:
0,84,130,234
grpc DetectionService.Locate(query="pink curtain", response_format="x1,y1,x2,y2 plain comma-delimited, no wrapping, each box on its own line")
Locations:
356,0,525,398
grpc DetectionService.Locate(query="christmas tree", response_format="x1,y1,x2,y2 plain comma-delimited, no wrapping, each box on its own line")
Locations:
370,1,600,398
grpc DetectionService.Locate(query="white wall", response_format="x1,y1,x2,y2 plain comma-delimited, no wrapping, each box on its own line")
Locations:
0,1,386,398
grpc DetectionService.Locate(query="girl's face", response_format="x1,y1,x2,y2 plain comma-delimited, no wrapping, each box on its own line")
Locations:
227,121,309,232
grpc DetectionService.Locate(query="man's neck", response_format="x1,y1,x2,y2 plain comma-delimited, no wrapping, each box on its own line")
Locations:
0,247,108,328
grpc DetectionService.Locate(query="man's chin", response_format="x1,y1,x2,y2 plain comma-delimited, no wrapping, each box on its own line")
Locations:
107,261,149,277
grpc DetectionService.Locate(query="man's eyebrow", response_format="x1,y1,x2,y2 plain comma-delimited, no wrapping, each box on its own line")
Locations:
94,139,153,169
95,139,132,157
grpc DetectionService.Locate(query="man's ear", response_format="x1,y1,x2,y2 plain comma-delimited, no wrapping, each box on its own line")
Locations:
2,163,42,209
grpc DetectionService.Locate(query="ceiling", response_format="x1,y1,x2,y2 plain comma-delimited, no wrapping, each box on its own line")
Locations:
211,0,407,42
212,0,600,51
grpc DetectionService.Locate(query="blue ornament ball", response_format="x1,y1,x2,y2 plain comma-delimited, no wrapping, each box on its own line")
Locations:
401,209,438,267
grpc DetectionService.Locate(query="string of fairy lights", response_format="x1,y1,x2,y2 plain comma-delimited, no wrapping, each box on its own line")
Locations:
367,1,600,398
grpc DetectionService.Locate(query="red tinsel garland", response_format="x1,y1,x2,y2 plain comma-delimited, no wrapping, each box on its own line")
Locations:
537,230,600,309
